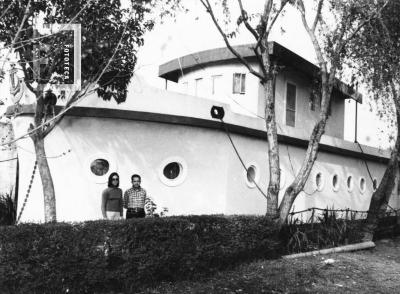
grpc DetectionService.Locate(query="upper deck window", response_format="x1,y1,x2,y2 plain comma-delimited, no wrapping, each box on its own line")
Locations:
195,78,203,96
286,83,296,127
233,73,246,94
212,75,222,95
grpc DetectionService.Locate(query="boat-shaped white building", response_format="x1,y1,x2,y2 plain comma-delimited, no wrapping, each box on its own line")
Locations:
3,42,397,222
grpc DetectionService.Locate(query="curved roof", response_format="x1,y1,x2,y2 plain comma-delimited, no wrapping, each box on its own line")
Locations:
159,42,362,103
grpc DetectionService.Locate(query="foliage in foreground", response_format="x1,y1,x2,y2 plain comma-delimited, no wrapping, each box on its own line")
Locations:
0,193,16,225
0,214,397,293
281,209,365,253
0,216,280,294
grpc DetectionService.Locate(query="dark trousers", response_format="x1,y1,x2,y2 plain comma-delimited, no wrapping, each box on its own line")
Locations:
126,208,145,219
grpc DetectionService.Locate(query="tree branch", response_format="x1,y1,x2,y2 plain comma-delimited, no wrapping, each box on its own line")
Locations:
312,0,324,32
252,45,268,77
237,0,259,40
0,2,13,20
42,90,80,137
339,1,389,52
200,0,265,81
10,0,94,51
266,0,288,35
1,0,31,71
254,0,272,51
298,0,326,71
17,54,35,94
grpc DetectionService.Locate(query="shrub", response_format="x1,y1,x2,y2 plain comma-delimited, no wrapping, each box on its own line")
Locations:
374,215,400,239
0,215,281,294
0,193,16,225
281,210,365,253
1,214,396,293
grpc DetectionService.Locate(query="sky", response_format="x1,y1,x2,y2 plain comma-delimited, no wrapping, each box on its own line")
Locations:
133,0,393,149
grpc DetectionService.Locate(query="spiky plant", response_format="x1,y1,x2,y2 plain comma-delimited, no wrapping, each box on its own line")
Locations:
0,192,16,225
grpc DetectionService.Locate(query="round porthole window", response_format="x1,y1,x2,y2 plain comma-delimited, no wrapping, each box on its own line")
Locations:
359,177,366,194
244,163,260,188
85,153,117,184
314,172,324,191
332,174,339,192
347,175,354,192
158,156,188,187
247,166,256,183
163,162,181,179
373,178,378,191
90,159,109,176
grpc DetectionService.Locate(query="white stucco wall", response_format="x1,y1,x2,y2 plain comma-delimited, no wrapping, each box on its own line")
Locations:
274,68,345,139
172,63,345,139
12,114,395,222
10,82,394,222
278,144,394,214
175,61,261,117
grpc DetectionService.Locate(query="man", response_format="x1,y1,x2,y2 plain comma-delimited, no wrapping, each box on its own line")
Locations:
123,174,149,219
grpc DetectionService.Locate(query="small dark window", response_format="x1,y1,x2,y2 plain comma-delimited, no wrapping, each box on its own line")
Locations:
247,166,256,183
90,159,109,176
233,73,246,94
309,92,315,111
286,83,296,127
163,162,181,180
373,179,378,191
360,178,366,192
347,176,353,190
316,172,323,190
332,174,338,190
195,78,203,96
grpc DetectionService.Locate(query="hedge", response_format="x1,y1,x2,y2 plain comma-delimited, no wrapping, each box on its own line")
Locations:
0,216,282,294
1,215,397,294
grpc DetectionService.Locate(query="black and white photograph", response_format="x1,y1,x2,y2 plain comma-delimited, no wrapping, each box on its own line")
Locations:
0,0,399,293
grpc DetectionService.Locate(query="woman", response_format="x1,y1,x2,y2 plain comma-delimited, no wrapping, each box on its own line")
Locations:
101,172,123,220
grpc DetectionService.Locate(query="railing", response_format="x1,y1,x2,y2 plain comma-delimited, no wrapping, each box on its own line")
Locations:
288,206,399,224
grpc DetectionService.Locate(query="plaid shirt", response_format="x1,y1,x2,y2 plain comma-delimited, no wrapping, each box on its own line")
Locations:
123,187,148,209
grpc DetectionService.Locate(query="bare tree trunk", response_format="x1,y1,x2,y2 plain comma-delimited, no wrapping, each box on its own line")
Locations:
277,52,333,226
362,105,400,241
276,0,342,226
29,93,57,222
278,118,327,226
264,79,280,217
33,135,57,222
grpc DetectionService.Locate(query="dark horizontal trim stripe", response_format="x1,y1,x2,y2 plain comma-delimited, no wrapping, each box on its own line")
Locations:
12,105,387,164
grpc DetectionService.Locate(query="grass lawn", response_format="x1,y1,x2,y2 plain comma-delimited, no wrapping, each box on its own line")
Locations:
139,237,400,293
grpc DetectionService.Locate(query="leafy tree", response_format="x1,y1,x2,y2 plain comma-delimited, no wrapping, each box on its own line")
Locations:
343,0,400,240
277,0,387,226
0,0,180,222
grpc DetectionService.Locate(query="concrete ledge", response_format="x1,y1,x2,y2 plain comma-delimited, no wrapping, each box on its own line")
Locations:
282,241,376,259
7,103,388,163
